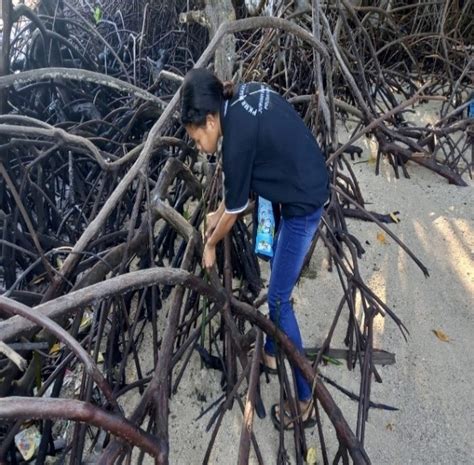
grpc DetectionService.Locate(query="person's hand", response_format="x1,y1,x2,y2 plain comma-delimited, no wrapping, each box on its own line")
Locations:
202,243,216,270
205,210,220,242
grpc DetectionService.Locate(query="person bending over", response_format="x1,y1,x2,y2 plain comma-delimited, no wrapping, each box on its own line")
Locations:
180,68,329,429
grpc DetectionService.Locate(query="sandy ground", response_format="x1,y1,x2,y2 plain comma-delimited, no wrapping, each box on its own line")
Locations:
122,108,473,464
159,162,473,465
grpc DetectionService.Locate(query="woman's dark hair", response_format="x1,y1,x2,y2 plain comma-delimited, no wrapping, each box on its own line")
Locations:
180,68,234,127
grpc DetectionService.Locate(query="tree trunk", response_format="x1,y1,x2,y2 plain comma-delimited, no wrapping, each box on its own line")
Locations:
0,0,12,113
204,0,236,79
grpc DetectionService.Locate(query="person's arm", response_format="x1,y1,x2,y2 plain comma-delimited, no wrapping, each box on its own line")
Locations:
202,101,256,269
205,200,225,241
208,211,238,247
202,210,239,269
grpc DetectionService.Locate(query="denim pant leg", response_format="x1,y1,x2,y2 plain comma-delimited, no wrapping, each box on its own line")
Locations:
264,206,323,401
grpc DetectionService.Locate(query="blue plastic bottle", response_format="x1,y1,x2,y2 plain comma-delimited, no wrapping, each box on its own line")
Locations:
255,197,275,258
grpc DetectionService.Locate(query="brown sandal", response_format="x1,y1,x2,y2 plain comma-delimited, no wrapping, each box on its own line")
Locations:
270,402,316,430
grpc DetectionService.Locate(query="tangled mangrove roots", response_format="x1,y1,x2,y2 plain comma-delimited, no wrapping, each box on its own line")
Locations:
0,0,471,463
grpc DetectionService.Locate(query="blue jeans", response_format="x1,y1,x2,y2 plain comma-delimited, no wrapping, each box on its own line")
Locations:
264,206,323,401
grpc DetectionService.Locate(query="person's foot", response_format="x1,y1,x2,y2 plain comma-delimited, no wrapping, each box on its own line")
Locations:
271,399,316,430
248,345,278,375
261,351,277,371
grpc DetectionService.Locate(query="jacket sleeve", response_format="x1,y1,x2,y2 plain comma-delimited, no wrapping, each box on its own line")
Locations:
222,108,257,213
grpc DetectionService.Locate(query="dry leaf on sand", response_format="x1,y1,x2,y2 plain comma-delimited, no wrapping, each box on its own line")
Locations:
432,329,450,342
377,232,388,244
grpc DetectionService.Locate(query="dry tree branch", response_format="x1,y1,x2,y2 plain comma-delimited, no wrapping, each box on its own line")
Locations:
0,397,167,461
0,67,167,107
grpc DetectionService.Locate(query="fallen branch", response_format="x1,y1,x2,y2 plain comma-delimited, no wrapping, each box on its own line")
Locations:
0,67,166,107
0,397,167,461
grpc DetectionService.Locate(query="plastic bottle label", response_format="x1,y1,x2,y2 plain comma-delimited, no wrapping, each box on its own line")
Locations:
255,197,275,258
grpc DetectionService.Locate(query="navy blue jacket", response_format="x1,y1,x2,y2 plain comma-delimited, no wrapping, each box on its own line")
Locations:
220,82,329,218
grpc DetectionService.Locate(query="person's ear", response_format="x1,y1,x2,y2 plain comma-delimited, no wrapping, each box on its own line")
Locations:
206,114,218,130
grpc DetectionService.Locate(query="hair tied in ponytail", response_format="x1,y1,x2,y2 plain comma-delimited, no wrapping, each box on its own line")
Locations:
222,81,235,100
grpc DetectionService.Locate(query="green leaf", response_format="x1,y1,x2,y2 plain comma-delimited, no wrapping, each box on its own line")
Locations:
322,354,342,366
94,7,102,24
